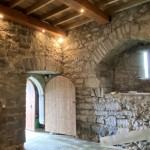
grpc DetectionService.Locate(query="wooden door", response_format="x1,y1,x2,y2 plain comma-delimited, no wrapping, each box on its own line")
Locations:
26,80,36,131
45,76,76,136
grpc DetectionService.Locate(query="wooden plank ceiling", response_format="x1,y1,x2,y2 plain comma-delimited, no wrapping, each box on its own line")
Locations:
0,0,149,36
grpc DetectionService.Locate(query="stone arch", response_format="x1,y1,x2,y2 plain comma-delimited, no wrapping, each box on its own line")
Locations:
92,21,150,65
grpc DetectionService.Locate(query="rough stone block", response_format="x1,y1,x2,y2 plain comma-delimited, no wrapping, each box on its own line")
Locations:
93,111,108,116
95,88,101,97
97,117,105,124
87,116,97,123
77,103,93,110
106,116,117,126
85,77,100,88
79,110,92,115
85,97,98,103
117,119,129,127
77,115,87,122
93,103,106,111
75,79,84,84
105,102,122,111
90,89,95,97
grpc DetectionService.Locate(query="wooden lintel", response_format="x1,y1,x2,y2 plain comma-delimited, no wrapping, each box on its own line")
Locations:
9,0,24,8
107,0,150,14
58,0,110,24
54,12,82,25
26,0,54,15
40,4,70,21
0,4,67,37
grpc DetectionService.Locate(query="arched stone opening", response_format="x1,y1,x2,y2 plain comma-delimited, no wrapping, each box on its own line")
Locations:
92,40,150,138
96,40,150,94
92,20,150,65
28,76,45,125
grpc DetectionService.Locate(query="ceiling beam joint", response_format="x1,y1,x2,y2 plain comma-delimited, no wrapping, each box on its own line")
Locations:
0,4,67,37
9,0,24,8
58,0,110,24
40,4,70,21
26,0,54,15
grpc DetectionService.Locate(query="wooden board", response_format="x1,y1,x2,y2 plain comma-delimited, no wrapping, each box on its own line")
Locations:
26,80,36,131
100,128,150,146
45,76,76,136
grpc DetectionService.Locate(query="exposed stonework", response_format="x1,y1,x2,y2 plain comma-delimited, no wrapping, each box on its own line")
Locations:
62,3,150,142
76,93,150,141
0,20,63,149
1,2,150,149
116,140,150,150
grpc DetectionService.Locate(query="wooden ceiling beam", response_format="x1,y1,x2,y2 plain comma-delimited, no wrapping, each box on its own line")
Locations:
54,12,82,25
95,0,108,8
107,0,150,14
40,4,70,21
0,4,67,37
9,0,24,8
26,0,54,15
98,0,120,7
101,0,120,8
64,18,93,30
58,0,110,24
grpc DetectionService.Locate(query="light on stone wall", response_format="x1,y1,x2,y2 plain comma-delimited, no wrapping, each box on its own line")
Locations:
0,14,4,19
58,37,64,44
80,9,84,13
143,51,149,79
42,29,45,33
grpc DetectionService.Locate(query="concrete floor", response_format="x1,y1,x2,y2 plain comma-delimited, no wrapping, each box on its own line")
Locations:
24,130,123,150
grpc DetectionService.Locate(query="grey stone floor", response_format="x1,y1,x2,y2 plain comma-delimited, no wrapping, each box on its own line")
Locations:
24,130,123,150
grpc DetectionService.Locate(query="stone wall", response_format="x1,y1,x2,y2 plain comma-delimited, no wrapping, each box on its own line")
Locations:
0,19,63,150
1,2,150,149
93,93,150,135
62,3,150,142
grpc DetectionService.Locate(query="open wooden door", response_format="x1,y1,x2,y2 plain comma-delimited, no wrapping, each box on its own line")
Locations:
45,76,76,136
26,80,36,131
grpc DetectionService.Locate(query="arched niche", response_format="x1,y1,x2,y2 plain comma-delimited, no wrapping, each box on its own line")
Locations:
96,41,150,93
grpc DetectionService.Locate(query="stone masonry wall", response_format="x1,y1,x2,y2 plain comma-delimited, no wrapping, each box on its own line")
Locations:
62,3,150,142
0,19,63,150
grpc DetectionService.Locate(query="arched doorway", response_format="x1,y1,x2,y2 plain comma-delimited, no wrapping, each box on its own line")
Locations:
26,75,76,136
26,76,44,131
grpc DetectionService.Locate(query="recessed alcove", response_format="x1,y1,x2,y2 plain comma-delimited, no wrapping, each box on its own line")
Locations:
91,42,150,139
98,42,150,93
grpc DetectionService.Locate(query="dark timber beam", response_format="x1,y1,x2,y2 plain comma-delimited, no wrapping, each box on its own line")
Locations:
26,0,54,15
58,0,110,24
54,12,82,25
107,0,150,14
9,0,24,8
40,4,70,21
0,4,67,37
